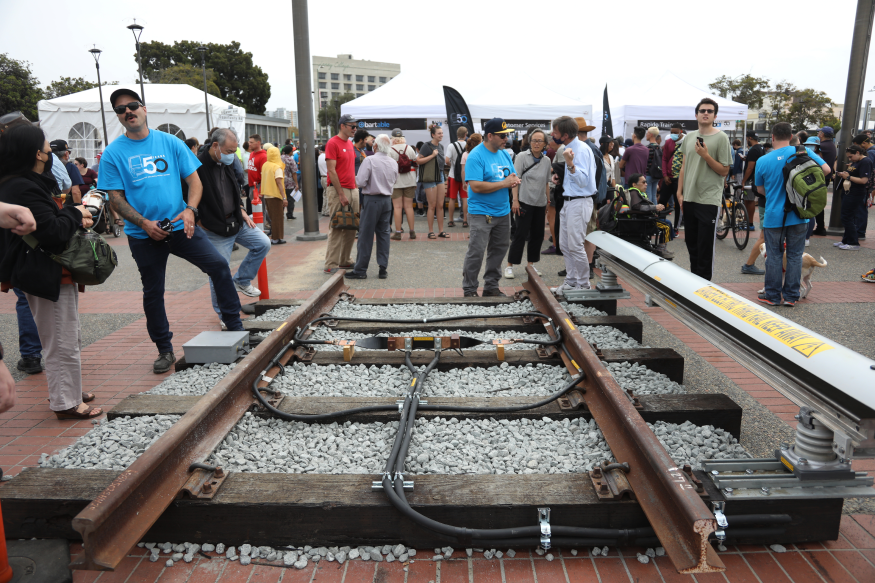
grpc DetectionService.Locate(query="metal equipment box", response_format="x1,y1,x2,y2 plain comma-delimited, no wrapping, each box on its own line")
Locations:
182,331,250,364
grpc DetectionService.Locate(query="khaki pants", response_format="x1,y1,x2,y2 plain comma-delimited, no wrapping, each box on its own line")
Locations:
320,178,329,214
26,284,83,411
324,185,360,269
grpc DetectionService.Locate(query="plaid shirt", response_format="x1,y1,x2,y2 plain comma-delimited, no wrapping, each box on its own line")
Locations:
281,154,298,189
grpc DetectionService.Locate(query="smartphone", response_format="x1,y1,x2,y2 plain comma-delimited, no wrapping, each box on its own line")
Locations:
518,207,527,217
697,137,704,147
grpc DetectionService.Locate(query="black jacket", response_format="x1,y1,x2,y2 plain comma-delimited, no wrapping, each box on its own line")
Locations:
195,150,244,237
0,172,82,301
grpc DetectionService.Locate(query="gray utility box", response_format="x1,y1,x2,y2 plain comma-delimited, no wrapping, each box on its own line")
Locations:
183,331,250,364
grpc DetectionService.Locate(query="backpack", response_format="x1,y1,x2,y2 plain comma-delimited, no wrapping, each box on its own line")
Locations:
647,143,663,179
782,145,827,220
393,147,413,174
597,187,628,233
23,227,117,286
671,140,684,178
452,142,465,181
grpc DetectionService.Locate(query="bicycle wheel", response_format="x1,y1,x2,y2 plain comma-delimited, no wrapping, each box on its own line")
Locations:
716,200,729,240
732,200,750,250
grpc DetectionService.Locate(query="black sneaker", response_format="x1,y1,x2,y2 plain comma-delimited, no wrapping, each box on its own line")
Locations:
463,291,479,297
17,356,43,374
379,267,388,279
558,269,567,277
153,352,176,374
482,289,506,297
344,272,367,279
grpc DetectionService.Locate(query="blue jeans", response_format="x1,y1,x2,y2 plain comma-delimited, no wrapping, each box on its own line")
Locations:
763,223,807,303
14,287,42,358
646,180,658,202
202,225,271,316
128,227,244,354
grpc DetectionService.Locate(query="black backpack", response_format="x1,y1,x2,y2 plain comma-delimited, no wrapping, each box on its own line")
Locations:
452,142,464,180
647,143,663,179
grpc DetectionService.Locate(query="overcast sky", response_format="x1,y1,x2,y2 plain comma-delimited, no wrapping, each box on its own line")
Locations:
4,0,874,116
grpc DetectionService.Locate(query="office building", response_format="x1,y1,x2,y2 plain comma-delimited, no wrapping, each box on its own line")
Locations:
270,108,298,128
312,54,400,134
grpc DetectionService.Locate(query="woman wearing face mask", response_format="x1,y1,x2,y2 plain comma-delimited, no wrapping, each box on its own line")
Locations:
505,129,552,278
0,124,102,420
260,146,288,244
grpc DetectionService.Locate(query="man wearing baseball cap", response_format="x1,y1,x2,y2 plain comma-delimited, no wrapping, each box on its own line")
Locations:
50,139,85,205
323,113,361,273
461,117,519,297
99,88,246,373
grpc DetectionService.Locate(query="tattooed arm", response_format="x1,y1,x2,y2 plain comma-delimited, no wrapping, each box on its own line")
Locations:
108,190,169,241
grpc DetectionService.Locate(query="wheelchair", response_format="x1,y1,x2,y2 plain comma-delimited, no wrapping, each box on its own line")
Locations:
599,186,674,258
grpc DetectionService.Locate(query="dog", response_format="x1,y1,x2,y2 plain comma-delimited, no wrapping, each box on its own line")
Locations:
757,243,827,299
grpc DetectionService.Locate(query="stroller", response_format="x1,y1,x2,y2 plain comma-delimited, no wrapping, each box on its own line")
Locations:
598,186,674,258
81,189,121,238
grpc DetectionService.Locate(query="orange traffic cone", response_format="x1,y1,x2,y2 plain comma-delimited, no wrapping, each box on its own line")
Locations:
250,186,270,300
0,499,15,583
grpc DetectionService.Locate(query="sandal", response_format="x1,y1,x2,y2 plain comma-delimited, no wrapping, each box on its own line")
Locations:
82,392,95,403
448,221,455,227
462,221,469,228
55,403,103,420
428,232,436,239
409,230,416,239
438,232,450,238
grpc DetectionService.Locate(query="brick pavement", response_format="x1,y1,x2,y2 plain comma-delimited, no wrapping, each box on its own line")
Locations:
2,226,874,581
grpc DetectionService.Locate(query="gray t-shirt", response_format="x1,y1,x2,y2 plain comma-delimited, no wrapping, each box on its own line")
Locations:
418,141,445,183
446,140,466,180
513,150,551,206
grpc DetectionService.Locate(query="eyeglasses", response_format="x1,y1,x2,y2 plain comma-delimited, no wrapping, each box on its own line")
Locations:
113,102,143,114
698,108,715,114
531,139,546,144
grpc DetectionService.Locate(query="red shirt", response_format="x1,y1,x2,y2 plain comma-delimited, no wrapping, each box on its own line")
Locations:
325,135,356,189
247,149,267,187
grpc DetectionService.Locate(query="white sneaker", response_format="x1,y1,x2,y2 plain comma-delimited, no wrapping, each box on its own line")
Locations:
839,244,861,250
235,282,261,297
532,265,541,276
550,283,579,297
805,239,810,247
219,317,228,331
504,266,515,279
834,241,844,247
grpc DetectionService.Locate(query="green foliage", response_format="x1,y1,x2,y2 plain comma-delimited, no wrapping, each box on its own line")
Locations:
709,74,772,110
772,82,835,130
43,76,117,100
0,53,43,120
138,40,270,113
317,93,356,133
148,64,222,98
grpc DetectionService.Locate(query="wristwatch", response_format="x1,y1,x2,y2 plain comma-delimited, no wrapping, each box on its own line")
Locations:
185,205,200,221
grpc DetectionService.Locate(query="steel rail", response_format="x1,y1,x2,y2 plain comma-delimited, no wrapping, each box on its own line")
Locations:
523,266,724,574
71,273,347,571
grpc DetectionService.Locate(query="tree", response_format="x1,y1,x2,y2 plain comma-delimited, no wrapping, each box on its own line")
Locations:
138,40,270,113
772,82,835,130
317,93,356,136
148,64,222,98
0,53,43,120
44,76,117,100
709,74,771,110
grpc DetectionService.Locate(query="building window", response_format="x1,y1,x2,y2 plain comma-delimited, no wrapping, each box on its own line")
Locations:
368,85,375,91
331,83,339,89
318,72,326,79
357,94,364,98
331,73,339,80
318,82,326,89
368,76,375,82
67,122,102,164
356,75,363,82
345,84,352,91
320,91,327,97
356,84,363,91
344,74,351,81
321,101,327,108
379,77,387,83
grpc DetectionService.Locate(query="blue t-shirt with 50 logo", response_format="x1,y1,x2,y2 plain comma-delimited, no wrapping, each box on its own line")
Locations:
98,129,201,239
464,143,513,216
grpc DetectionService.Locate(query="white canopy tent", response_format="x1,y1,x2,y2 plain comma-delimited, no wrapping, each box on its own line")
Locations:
38,84,247,165
591,73,748,139
342,73,592,148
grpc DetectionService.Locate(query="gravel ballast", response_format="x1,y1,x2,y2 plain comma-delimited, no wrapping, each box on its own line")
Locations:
602,362,685,395
307,327,554,351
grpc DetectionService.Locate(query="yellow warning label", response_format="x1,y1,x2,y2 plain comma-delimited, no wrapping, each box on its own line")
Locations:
413,337,433,341
780,456,794,472
276,323,287,332
571,360,580,370
565,318,574,329
664,299,677,309
411,378,417,387
694,286,834,358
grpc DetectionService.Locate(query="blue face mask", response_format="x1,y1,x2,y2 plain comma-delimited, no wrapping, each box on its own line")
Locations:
552,136,563,145
220,152,236,165
669,134,679,141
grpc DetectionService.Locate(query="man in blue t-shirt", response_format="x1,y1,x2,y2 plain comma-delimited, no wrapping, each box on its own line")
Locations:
462,118,519,297
754,122,831,307
99,88,245,373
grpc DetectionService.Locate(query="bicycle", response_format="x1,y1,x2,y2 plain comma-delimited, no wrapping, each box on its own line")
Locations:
716,180,750,250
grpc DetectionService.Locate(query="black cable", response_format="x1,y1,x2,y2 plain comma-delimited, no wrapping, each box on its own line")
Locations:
416,374,583,414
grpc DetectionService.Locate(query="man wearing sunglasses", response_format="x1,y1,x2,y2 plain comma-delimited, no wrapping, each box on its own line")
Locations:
99,88,246,374
676,97,732,281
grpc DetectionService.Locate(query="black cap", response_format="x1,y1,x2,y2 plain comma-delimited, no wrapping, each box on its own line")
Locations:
482,118,513,135
109,88,144,108
391,128,403,137
338,113,358,127
50,139,70,152
746,130,759,139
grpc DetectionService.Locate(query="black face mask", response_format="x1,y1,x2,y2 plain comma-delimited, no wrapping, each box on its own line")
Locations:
42,151,53,173
552,136,563,145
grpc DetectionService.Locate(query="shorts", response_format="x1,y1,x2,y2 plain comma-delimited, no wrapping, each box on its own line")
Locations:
392,186,415,199
447,177,467,199
422,171,445,191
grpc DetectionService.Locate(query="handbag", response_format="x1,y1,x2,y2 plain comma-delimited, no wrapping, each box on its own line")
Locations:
330,204,359,231
22,227,117,285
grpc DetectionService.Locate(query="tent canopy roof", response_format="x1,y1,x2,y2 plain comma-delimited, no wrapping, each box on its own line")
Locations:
611,72,747,121
38,84,242,115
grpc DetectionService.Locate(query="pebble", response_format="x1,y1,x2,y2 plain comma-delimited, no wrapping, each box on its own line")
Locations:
559,301,609,318
535,548,545,556
636,553,650,564
718,544,727,552
349,549,360,560
309,327,554,351
149,554,158,563
216,543,225,555
466,548,473,557
165,559,174,567
649,421,750,468
240,555,251,566
592,547,601,556
602,546,609,556
655,547,665,556
570,549,577,556
495,551,503,559
294,558,308,569
240,544,251,555
483,550,494,559
202,544,215,552
645,548,655,558
770,544,787,553
546,553,554,561
283,552,296,566
144,363,235,396
171,553,183,561
578,326,645,349
603,361,685,395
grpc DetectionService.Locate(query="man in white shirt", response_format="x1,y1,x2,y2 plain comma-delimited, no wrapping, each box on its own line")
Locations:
445,126,468,225
317,149,328,215
550,116,597,295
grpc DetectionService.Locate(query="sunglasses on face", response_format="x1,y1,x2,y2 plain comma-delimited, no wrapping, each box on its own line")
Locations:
113,102,143,114
698,108,715,114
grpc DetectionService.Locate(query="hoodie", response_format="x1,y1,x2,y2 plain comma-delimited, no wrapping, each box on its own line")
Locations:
260,147,285,199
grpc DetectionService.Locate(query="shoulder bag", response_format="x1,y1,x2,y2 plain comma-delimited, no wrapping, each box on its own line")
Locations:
22,227,117,285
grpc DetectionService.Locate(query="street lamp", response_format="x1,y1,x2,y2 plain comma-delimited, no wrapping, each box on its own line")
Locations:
88,46,109,154
197,46,211,132
333,98,339,137
127,20,146,102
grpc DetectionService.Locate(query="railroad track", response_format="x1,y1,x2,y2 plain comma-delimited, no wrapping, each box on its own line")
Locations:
1,261,868,576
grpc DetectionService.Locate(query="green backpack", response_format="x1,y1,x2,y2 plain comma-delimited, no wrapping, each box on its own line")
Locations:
782,145,827,220
23,227,118,285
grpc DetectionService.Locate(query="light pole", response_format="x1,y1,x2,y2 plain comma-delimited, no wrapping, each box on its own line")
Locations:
127,20,146,102
333,98,339,137
88,46,109,153
197,46,211,132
